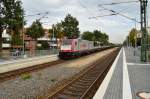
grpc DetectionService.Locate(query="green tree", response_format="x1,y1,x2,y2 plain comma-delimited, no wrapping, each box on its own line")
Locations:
37,41,49,50
62,14,80,39
55,23,64,39
82,30,109,45
49,23,64,39
129,28,138,47
101,33,109,44
26,20,44,40
11,32,23,46
41,42,49,49
0,0,5,54
93,30,103,42
49,23,65,48
0,0,24,54
93,30,109,43
54,23,64,47
82,31,94,41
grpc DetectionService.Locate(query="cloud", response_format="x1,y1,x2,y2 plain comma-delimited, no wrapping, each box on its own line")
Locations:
22,0,150,43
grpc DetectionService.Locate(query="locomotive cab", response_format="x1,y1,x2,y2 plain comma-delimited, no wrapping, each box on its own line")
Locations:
59,39,79,58
60,39,72,51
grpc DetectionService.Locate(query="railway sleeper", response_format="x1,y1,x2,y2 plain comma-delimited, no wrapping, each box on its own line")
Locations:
79,77,97,81
88,71,103,74
73,82,91,86
85,74,99,78
67,86,88,91
54,93,77,99
80,78,96,82
70,84,89,89
65,88,85,93
88,73,104,77
78,79,93,83
62,90,83,96
82,76,97,80
71,84,90,89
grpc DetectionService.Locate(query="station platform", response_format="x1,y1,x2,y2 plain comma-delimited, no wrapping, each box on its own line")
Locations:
0,54,58,74
94,47,150,99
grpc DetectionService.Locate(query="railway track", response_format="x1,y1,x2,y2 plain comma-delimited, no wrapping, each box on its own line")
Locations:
0,47,112,82
0,59,65,82
46,48,120,99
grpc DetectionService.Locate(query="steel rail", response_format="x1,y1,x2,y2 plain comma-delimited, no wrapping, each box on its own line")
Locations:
46,48,120,99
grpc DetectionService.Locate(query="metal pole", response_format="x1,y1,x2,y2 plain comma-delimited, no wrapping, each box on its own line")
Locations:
52,25,54,54
135,19,137,48
140,0,148,62
22,19,25,57
140,0,144,61
128,36,129,47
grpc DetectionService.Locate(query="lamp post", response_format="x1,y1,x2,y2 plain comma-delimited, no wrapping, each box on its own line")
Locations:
22,18,25,57
139,0,148,62
134,18,137,48
52,24,55,54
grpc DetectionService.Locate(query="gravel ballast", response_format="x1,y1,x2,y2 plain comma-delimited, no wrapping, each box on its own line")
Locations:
0,48,116,99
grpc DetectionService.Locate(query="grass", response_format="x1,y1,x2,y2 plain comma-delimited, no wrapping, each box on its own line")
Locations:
21,73,32,80
51,78,56,82
48,78,56,83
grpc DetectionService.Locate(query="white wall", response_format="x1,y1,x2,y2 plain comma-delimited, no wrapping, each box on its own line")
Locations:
2,30,11,38
2,30,11,48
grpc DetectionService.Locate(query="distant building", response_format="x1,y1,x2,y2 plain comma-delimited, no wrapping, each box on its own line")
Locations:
24,28,60,50
1,28,61,50
2,30,11,49
136,27,150,46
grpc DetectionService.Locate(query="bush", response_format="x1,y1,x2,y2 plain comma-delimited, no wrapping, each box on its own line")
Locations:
37,41,49,50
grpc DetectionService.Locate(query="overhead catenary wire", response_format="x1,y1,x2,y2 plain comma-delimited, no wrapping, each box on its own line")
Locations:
89,0,140,23
98,0,139,6
101,7,140,23
89,7,126,19
78,0,99,19
89,14,117,19
90,6,140,23
98,5,131,14
24,11,50,17
96,6,130,18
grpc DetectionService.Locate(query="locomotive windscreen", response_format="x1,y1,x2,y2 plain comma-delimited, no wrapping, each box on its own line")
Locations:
62,39,72,45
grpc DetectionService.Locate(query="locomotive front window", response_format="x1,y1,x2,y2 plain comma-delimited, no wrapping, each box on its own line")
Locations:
62,40,72,45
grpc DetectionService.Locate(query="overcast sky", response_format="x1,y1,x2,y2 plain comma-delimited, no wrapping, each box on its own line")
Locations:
22,0,150,44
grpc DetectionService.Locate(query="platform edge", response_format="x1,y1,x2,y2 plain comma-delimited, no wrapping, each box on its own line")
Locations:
93,48,122,99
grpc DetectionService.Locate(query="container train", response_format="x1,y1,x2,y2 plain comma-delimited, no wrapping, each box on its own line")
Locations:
58,38,110,59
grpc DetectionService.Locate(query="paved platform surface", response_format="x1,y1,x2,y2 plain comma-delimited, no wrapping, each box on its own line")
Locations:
94,47,150,99
0,54,58,74
103,49,123,99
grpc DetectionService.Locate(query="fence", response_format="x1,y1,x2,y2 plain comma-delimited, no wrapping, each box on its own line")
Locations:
0,49,59,60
